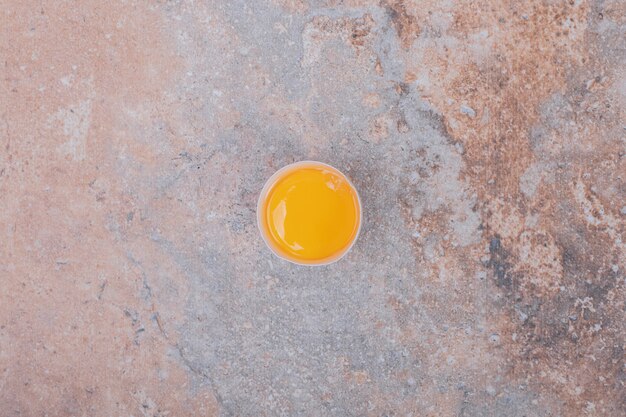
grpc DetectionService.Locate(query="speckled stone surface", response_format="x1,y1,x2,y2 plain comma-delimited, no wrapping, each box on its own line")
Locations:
1,1,624,416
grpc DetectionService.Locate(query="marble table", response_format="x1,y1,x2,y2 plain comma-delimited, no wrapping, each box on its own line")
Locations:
1,1,624,416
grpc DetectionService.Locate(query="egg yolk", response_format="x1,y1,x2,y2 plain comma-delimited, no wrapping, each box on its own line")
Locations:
260,164,360,264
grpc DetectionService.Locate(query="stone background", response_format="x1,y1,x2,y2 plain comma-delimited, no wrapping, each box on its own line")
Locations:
1,1,624,416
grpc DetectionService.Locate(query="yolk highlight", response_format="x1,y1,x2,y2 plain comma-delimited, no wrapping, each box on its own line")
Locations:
260,164,360,264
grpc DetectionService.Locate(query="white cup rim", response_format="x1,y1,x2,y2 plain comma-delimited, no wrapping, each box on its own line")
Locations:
256,161,362,266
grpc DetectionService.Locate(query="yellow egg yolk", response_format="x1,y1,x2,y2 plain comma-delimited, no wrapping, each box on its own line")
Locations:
260,164,360,264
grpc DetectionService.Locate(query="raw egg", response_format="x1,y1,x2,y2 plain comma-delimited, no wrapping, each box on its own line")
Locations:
257,161,361,265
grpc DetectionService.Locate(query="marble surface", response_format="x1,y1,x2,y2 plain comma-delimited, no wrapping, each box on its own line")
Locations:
1,1,624,416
